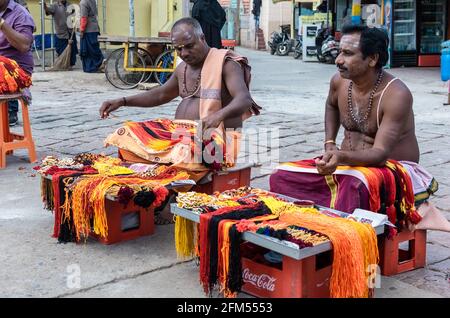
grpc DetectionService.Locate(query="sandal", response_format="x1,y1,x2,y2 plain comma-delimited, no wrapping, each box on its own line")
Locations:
154,214,175,225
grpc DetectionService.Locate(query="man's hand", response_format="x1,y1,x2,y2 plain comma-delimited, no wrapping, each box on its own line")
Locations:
202,112,223,132
315,150,341,175
99,98,123,119
80,31,84,39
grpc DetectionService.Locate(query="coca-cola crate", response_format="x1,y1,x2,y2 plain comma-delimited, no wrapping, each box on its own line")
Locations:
241,242,331,298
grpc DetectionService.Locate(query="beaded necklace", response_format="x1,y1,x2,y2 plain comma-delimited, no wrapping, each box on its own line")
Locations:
346,71,384,150
348,71,383,128
182,64,201,96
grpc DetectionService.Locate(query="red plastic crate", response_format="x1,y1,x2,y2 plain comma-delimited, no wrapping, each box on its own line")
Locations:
90,198,155,245
378,229,426,276
192,167,251,194
241,243,332,298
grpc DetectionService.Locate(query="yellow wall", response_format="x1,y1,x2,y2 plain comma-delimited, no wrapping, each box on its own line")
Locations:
26,0,186,37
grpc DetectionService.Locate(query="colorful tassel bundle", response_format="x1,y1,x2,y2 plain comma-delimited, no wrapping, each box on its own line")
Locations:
199,202,275,296
174,189,380,298
385,160,422,225
65,175,169,241
279,158,423,228
175,215,196,259
280,207,378,298
36,153,191,243
0,55,32,93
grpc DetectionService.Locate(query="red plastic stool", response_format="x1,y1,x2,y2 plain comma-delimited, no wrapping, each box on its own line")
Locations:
0,93,36,168
90,197,155,245
378,229,427,276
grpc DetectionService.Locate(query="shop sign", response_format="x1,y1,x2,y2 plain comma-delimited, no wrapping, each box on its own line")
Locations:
362,4,381,27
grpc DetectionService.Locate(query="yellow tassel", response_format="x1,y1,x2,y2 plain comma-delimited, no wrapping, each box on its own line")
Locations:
175,216,196,259
61,187,72,226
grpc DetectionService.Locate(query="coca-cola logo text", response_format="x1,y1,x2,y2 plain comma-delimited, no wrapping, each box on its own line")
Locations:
242,268,276,292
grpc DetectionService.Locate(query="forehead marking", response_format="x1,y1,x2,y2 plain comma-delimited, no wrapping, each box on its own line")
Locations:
340,38,360,49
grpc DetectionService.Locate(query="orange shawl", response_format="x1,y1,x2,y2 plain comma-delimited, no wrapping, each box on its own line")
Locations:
199,48,261,123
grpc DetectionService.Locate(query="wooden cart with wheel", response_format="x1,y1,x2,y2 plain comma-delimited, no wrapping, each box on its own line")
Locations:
98,35,178,89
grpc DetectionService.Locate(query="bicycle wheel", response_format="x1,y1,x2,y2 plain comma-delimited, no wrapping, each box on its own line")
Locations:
136,48,154,83
105,48,146,89
154,49,175,85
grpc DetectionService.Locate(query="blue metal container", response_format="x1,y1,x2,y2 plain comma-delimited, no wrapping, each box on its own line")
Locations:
441,41,450,81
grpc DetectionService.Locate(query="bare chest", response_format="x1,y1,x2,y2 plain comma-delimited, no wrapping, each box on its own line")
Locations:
337,86,382,137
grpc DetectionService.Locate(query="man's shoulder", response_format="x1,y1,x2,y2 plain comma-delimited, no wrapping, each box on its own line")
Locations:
9,1,34,25
380,76,413,114
330,72,346,89
222,58,246,79
383,74,412,99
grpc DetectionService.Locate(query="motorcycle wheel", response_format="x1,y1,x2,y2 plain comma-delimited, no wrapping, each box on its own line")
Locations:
276,43,290,56
324,55,335,64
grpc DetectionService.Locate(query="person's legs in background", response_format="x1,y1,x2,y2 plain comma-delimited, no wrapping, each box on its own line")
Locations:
8,99,19,126
70,36,78,67
80,32,104,73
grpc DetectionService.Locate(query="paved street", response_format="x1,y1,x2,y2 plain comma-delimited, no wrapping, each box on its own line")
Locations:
0,47,449,298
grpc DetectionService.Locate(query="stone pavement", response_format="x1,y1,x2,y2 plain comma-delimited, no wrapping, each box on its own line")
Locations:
0,47,449,298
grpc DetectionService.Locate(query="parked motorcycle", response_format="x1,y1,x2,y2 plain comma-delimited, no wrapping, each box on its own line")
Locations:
268,30,281,55
293,36,302,59
315,28,339,64
268,24,292,56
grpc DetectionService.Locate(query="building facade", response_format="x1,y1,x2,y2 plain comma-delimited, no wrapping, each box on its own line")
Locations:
28,0,191,39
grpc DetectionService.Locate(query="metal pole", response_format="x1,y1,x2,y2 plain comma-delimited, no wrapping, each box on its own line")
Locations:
50,0,55,66
326,0,330,28
129,0,135,37
103,0,107,35
235,0,241,45
292,0,295,39
40,0,45,70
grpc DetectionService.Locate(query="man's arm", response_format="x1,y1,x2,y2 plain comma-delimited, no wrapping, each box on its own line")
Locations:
43,2,54,16
202,60,253,130
0,19,33,53
317,82,412,174
99,68,180,118
324,73,341,151
79,1,89,37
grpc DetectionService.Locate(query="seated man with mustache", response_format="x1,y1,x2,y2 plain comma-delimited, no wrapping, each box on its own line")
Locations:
270,25,446,233
99,17,260,224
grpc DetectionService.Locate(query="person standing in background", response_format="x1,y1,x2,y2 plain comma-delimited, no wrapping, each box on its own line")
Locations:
79,0,104,72
191,0,226,49
44,0,78,67
252,0,261,30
